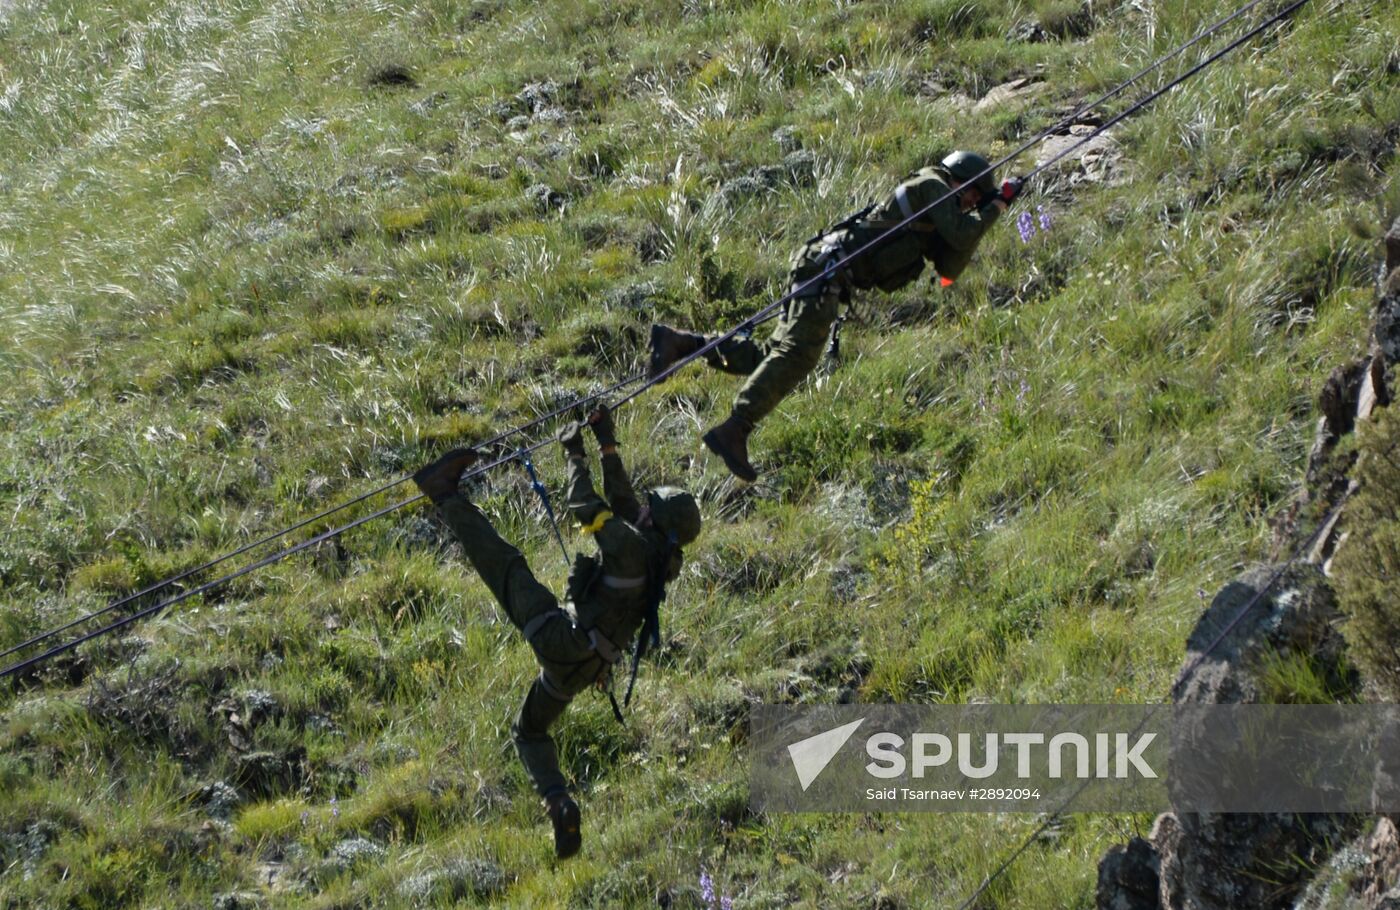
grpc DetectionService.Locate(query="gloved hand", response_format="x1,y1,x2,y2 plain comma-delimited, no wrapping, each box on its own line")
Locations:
588,404,618,449
558,419,587,459
999,177,1025,204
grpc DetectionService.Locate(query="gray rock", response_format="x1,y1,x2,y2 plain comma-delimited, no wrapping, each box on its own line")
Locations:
1319,358,1370,440
773,125,802,153
1095,837,1159,910
973,77,1048,113
397,858,508,903
242,690,278,725
1008,20,1049,42
409,92,448,116
524,183,564,211
1097,563,1357,910
1173,563,1343,705
327,837,387,871
504,114,531,132
396,514,451,553
720,174,770,201
1155,809,1351,910
515,81,559,113
197,781,243,820
212,892,264,910
781,149,817,186
1036,125,1125,186
1375,291,1400,365
1291,839,1369,910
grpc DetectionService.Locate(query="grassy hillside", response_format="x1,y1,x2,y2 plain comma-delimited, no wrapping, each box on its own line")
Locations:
2,0,1398,906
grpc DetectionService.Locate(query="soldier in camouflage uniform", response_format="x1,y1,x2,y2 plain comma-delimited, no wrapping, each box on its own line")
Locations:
412,405,701,859
647,151,1024,481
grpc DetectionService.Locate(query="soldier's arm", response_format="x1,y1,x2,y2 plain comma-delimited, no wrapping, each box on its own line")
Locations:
927,194,1003,250
600,452,643,524
564,456,612,531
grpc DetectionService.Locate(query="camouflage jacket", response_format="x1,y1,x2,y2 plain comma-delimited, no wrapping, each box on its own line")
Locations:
836,166,1002,290
563,454,673,658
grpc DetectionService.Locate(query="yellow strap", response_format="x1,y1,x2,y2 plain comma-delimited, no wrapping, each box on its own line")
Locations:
579,510,613,534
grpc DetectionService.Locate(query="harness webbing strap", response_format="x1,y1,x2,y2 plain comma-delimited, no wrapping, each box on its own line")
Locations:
587,628,623,664
537,670,571,702
894,185,916,220
522,612,554,643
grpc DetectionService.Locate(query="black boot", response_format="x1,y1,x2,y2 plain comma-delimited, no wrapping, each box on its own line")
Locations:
648,324,707,381
412,448,480,503
702,415,757,483
544,790,582,859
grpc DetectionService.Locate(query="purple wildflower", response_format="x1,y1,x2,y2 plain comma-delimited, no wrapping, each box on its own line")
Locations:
1016,210,1035,243
1037,205,1053,232
330,796,340,819
1017,378,1030,405
721,899,734,910
700,871,715,905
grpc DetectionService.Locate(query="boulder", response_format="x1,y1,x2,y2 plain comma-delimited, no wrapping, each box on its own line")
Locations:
1096,837,1160,910
397,858,508,903
1172,563,1342,705
1096,564,1355,909
1036,124,1124,186
973,77,1048,113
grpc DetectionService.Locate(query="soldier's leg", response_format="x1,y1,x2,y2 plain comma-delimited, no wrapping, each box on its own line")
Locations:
512,674,574,797
699,236,842,381
705,333,765,376
731,279,842,427
434,494,560,634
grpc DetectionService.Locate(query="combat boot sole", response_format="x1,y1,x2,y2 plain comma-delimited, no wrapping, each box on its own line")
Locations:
412,448,480,503
702,421,757,483
648,324,705,382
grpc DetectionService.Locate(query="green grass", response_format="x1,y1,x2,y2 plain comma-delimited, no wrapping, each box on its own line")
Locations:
1,0,1398,905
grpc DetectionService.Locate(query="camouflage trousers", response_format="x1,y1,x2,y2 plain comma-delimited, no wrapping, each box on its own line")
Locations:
707,235,850,426
435,495,607,797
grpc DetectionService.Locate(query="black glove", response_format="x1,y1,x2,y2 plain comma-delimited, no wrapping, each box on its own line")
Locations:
558,420,587,459
588,404,618,449
999,177,1025,204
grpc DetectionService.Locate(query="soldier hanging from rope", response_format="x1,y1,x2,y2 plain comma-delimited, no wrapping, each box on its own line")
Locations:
411,405,702,859
647,150,1024,482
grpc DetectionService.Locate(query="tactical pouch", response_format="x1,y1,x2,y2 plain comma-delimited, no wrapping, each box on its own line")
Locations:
566,552,602,603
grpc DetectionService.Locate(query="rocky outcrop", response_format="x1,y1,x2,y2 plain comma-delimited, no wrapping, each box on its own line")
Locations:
1096,561,1357,910
1095,219,1400,910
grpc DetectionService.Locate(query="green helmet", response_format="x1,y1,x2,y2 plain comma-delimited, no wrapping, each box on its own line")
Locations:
940,150,997,196
647,487,701,546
